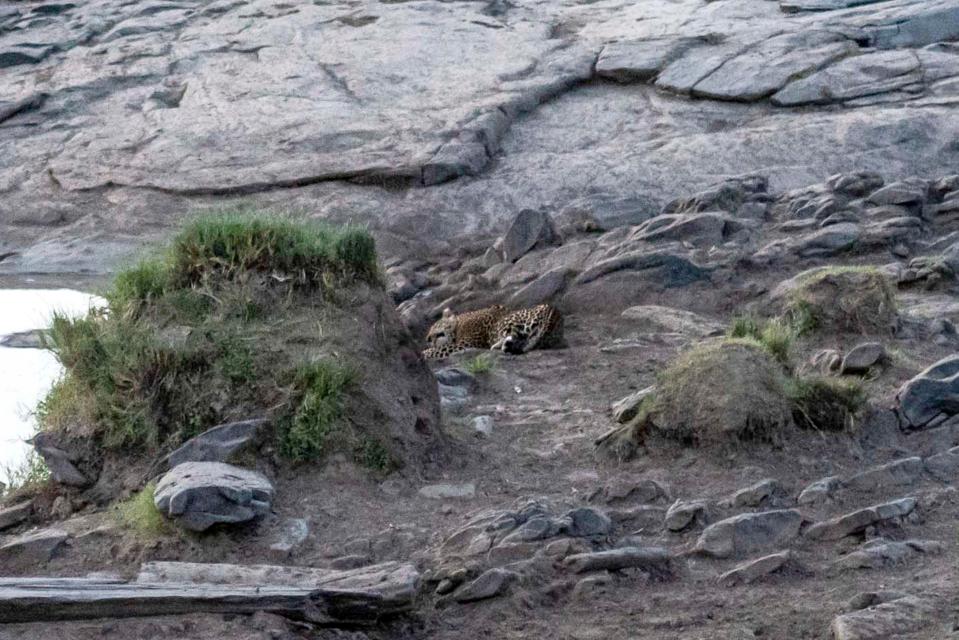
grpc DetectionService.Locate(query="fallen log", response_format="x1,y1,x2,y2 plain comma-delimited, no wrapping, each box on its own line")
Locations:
0,561,419,624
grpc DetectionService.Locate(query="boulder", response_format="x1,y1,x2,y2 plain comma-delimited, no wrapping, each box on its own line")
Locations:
833,539,943,571
694,510,802,559
730,479,785,508
561,507,613,538
29,432,89,487
454,568,516,602
664,499,708,532
154,462,275,532
797,476,842,506
0,528,68,568
897,355,959,429
610,386,655,424
831,595,944,640
500,209,560,263
164,419,268,469
718,550,799,586
923,446,959,482
840,343,885,374
507,267,571,308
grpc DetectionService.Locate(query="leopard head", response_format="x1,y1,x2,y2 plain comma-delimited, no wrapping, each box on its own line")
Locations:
426,308,457,349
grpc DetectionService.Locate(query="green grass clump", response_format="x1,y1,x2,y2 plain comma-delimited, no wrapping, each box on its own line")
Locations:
786,376,866,432
115,482,168,537
280,361,355,462
463,353,495,375
726,316,795,366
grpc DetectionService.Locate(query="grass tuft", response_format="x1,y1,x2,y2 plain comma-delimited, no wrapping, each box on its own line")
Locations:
463,353,495,375
726,316,795,366
1,452,51,499
280,361,355,462
115,482,168,537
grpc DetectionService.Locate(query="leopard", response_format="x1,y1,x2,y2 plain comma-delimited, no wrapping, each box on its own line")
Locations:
422,303,564,359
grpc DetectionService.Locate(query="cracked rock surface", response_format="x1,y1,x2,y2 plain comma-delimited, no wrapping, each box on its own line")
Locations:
3,0,959,275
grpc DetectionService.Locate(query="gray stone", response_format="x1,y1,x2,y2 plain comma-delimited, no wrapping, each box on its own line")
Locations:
418,483,476,500
923,446,959,481
867,180,928,206
731,479,785,508
564,547,673,575
597,477,670,505
794,223,862,257
433,368,477,391
827,172,885,197
804,498,917,540
0,329,45,349
833,539,944,571
571,574,612,601
693,32,853,102
611,386,655,424
773,51,923,106
665,500,708,532
0,528,68,567
165,419,267,469
154,462,274,532
897,355,959,429
596,37,700,83
0,501,32,532
831,595,944,640
573,251,708,287
695,510,802,559
472,415,494,437
797,476,842,506
507,267,571,308
841,343,886,374
500,209,560,263
718,550,798,586
631,212,734,246
29,432,89,487
845,457,924,492
454,568,516,602
561,507,613,538
620,306,724,338
656,42,749,95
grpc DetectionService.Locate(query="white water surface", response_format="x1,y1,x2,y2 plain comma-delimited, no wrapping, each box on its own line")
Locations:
0,289,105,486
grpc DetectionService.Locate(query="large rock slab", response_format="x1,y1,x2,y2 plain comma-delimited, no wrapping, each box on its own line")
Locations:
694,510,802,559
804,498,917,540
773,51,923,106
164,419,268,469
154,462,274,532
0,528,68,568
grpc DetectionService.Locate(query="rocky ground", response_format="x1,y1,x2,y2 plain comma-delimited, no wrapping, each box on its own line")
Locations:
0,170,958,639
3,0,959,637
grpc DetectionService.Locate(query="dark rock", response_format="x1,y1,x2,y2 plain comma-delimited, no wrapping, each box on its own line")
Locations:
154,462,274,532
841,343,886,374
564,547,673,575
29,432,89,487
164,419,268,469
573,251,708,287
897,355,959,429
561,507,613,538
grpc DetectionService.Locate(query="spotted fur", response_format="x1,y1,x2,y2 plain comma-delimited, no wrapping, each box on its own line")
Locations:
423,304,563,359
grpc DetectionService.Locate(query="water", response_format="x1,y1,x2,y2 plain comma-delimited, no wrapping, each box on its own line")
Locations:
0,289,105,486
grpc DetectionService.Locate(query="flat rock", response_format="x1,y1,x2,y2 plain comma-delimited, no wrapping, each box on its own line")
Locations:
804,498,917,540
773,51,923,106
924,446,959,481
833,539,944,571
564,547,673,575
454,568,516,602
841,343,886,374
154,462,274,532
844,457,923,492
500,209,560,263
0,528,68,567
165,419,268,469
718,550,798,586
0,501,32,532
419,483,476,500
695,510,802,559
831,595,944,640
596,37,700,83
620,305,724,338
507,267,571,308
897,355,959,429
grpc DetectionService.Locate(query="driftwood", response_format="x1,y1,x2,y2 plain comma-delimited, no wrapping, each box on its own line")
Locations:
0,561,419,624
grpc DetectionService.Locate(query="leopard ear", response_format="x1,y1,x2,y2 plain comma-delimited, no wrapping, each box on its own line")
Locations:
442,307,454,318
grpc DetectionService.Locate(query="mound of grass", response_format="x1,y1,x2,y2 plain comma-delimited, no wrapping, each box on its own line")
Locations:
646,338,793,446
115,483,168,537
37,214,387,461
726,315,795,365
463,353,495,375
783,266,896,335
786,376,866,432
